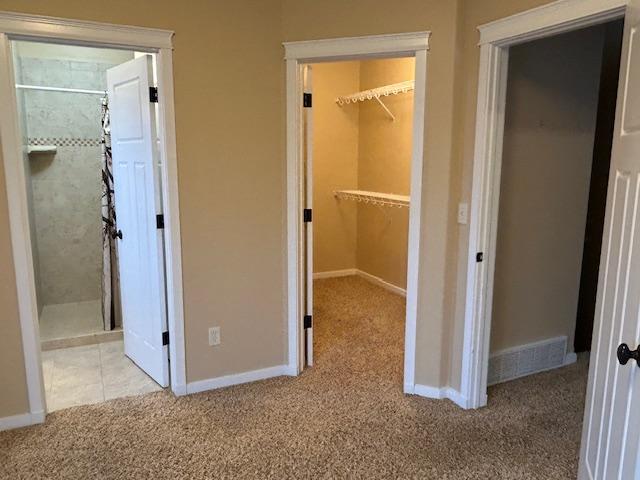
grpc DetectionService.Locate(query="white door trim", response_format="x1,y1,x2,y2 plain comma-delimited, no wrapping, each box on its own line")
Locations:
0,11,186,426
283,32,430,392
461,0,628,410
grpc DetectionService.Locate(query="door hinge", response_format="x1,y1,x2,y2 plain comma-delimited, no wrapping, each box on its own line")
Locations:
304,315,312,329
162,331,169,346
156,214,165,229
303,92,312,108
149,86,158,103
303,208,312,223
476,252,484,263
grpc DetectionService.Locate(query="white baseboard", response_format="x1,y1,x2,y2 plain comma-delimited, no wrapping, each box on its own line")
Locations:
355,270,406,297
564,352,577,365
186,364,291,395
409,383,469,408
0,410,45,432
313,269,357,279
412,383,443,398
282,364,299,376
313,268,406,297
172,383,187,396
444,387,469,409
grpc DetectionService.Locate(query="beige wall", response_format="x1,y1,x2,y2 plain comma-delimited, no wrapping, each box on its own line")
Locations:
490,26,605,353
2,0,587,418
311,62,360,274
357,58,414,289
0,156,30,417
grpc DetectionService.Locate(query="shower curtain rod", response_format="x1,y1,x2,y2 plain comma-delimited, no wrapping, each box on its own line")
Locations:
15,84,106,95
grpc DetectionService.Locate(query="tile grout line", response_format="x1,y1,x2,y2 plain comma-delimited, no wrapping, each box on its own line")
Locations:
46,353,57,412
97,343,107,403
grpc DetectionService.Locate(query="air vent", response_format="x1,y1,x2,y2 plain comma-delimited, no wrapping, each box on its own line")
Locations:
488,336,568,385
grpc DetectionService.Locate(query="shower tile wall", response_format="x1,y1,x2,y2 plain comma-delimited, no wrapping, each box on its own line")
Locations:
17,52,130,310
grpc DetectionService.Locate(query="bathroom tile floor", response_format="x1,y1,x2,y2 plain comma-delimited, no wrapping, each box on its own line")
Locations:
42,341,163,412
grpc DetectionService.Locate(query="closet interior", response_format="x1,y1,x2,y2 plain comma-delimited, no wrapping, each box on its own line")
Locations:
311,57,415,365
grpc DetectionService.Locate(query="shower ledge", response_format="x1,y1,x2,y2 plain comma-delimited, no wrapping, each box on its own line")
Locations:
28,145,57,155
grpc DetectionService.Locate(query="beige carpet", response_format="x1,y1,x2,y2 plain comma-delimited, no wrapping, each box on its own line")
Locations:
0,276,587,479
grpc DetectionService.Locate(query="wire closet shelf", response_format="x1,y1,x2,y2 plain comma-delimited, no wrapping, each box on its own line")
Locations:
335,80,414,121
334,190,410,208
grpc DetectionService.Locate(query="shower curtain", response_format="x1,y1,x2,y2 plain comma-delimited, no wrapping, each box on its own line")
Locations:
101,96,122,330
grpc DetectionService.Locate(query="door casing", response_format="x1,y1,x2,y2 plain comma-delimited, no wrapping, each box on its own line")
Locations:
0,11,186,428
461,0,628,410
283,32,430,396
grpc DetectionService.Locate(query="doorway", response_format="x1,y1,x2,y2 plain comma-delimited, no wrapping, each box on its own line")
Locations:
0,12,185,426
463,0,640,476
486,21,623,387
284,33,429,395
12,40,167,411
304,57,415,384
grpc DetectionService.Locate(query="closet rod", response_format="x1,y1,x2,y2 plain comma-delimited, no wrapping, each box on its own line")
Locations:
15,84,106,95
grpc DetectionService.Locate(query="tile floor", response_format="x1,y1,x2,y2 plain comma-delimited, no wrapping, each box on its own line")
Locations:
42,340,163,412
39,300,104,341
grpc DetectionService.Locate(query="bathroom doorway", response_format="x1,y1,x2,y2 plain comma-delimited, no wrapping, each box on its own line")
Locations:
12,40,167,411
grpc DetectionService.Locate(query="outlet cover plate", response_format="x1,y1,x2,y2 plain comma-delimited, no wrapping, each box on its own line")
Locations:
208,327,221,346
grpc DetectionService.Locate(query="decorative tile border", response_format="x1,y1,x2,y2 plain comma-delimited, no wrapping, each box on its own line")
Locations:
28,137,101,147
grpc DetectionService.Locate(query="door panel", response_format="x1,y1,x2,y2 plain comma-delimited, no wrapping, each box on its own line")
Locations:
107,55,168,387
579,5,640,478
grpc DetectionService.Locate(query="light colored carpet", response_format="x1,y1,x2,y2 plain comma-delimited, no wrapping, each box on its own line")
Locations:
0,276,587,479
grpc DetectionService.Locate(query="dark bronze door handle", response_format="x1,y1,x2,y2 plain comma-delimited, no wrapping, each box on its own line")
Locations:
617,343,640,367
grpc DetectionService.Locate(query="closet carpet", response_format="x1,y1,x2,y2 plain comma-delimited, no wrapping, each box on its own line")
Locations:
0,276,587,479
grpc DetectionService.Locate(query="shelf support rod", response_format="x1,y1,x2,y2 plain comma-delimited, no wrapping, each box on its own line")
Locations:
374,96,395,121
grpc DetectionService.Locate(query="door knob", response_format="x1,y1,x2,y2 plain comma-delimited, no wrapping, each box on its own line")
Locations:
112,229,123,240
617,343,640,367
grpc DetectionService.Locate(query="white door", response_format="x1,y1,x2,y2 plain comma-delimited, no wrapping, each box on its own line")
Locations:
303,65,314,367
579,4,640,478
107,56,168,387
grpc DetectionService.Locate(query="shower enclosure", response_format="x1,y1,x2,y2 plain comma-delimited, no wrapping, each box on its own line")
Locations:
13,42,133,347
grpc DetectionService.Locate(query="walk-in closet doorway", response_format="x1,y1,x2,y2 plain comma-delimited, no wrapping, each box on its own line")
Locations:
284,33,431,396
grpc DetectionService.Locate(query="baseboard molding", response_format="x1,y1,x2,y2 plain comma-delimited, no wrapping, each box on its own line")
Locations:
355,270,406,297
410,384,469,409
488,336,569,386
171,383,187,396
313,268,406,297
564,352,577,365
0,410,45,432
413,383,443,399
444,387,469,409
313,269,357,279
186,364,292,395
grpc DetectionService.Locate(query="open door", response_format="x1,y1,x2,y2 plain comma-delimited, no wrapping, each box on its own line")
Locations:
107,55,169,387
578,4,640,478
303,65,314,367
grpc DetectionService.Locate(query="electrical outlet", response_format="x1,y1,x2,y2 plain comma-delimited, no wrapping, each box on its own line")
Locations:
208,327,221,346
457,202,469,225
